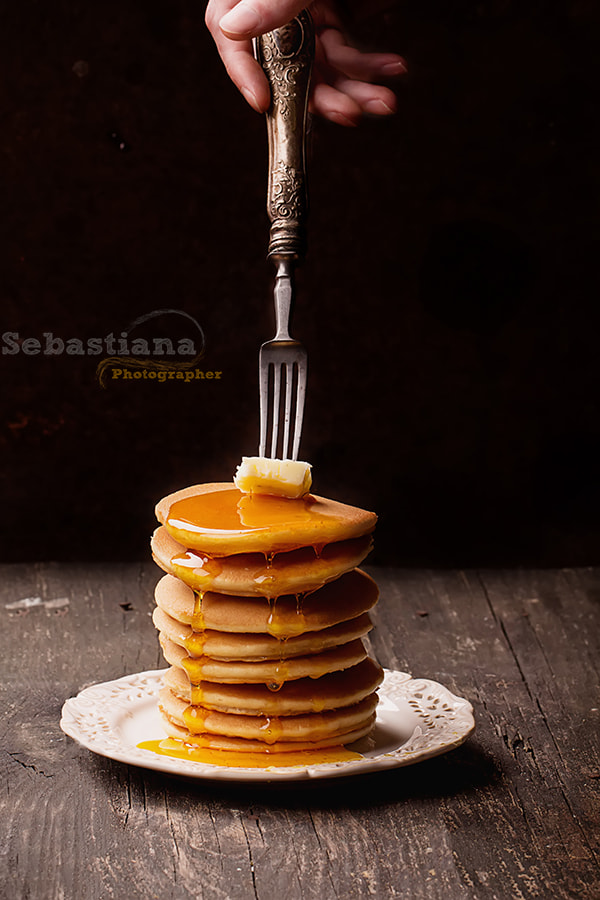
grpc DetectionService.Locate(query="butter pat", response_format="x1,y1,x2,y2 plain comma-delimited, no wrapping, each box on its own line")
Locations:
234,457,312,499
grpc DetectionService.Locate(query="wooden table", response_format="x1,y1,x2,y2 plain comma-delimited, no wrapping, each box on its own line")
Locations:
2,563,599,899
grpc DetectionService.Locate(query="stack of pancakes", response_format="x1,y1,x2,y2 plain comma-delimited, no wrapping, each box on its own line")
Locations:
151,482,383,753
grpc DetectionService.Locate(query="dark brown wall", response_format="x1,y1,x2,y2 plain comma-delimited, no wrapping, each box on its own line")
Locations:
1,1,598,565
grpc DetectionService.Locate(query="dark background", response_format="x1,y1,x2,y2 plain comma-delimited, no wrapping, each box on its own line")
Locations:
1,0,598,566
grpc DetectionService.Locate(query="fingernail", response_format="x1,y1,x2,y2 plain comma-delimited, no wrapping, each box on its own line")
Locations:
329,111,358,128
220,3,261,36
382,60,407,76
365,98,395,116
241,86,262,113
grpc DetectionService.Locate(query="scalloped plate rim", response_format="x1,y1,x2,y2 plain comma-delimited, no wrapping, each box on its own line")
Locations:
60,668,475,782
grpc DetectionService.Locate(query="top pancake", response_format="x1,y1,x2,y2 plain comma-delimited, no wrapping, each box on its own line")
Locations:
156,482,377,556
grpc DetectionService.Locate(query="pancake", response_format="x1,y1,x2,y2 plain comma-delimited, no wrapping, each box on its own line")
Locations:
152,606,373,661
151,526,373,598
159,685,379,744
150,475,381,758
159,634,368,683
163,658,384,715
156,482,377,555
154,570,379,637
158,709,376,753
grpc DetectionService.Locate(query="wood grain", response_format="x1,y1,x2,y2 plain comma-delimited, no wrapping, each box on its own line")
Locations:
1,563,599,899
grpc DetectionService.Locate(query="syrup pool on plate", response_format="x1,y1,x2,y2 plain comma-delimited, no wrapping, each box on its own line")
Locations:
137,738,363,769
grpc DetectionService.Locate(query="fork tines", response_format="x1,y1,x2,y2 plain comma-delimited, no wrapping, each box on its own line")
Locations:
259,343,307,461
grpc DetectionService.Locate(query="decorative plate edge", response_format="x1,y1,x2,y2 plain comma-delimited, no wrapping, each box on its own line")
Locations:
60,668,475,779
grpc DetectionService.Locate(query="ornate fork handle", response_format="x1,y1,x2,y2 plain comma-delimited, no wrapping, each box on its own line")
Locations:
255,10,315,261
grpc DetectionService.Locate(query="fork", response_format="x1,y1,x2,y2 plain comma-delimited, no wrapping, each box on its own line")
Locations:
255,10,314,460
259,258,307,460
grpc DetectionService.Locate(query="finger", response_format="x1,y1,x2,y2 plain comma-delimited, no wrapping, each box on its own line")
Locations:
210,28,271,112
319,28,407,82
218,0,309,40
310,82,362,127
205,0,237,36
333,77,397,116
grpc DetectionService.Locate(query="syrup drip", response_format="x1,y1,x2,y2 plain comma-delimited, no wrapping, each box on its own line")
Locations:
272,657,290,686
182,655,205,682
185,590,206,656
191,591,205,631
190,683,203,706
184,631,206,656
266,593,307,639
295,593,306,632
137,738,363,768
182,704,209,734
259,716,284,745
252,568,277,594
268,609,287,693
171,550,222,586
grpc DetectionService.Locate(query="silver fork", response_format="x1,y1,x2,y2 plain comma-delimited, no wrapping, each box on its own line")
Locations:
255,10,314,460
259,259,307,459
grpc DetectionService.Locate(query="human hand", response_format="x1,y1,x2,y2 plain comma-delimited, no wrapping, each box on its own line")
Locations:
205,0,406,126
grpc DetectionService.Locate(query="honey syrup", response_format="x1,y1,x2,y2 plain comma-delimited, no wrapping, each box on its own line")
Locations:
137,738,363,769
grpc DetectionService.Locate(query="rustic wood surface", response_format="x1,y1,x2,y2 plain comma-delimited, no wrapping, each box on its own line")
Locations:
1,562,599,899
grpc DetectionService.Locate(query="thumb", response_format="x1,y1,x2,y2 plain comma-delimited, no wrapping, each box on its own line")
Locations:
219,1,308,39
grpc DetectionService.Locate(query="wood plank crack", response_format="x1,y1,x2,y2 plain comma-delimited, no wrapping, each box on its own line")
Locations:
307,810,340,899
163,789,180,886
7,751,54,779
240,812,259,900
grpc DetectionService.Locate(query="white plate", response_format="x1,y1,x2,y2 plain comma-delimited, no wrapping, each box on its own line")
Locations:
60,669,475,782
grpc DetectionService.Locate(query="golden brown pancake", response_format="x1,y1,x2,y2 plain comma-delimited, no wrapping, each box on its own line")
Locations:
152,606,373,661
159,685,379,744
159,634,368,683
154,570,378,636
163,658,384,715
151,526,373,598
158,709,376,753
151,479,381,755
156,482,377,555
